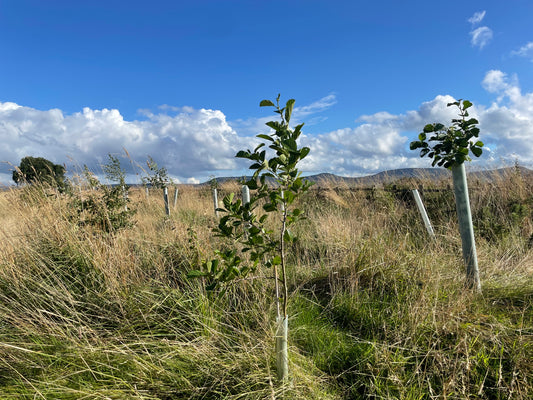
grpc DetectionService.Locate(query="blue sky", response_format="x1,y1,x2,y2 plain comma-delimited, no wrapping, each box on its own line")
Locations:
1,0,533,184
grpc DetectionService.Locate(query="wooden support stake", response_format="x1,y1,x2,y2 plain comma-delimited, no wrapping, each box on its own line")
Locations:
173,187,178,209
212,188,219,217
411,189,436,239
163,187,170,216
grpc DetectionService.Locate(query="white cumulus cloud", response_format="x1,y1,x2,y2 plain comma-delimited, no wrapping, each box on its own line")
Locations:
477,70,533,162
0,103,244,184
470,26,493,49
2,74,533,184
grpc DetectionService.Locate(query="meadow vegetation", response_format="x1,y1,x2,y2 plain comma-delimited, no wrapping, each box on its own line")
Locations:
0,167,532,399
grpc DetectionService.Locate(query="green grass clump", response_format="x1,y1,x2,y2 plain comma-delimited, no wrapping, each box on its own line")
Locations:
1,171,533,399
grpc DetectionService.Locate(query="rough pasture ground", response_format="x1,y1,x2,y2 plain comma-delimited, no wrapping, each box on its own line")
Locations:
0,171,532,399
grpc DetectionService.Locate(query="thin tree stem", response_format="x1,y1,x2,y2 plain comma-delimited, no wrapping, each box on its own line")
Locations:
273,264,281,319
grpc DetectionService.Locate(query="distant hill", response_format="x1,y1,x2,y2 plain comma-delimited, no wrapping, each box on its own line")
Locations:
202,166,533,187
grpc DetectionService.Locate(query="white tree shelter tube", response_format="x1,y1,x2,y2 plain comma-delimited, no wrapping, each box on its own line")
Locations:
275,315,288,382
452,164,481,292
212,188,219,217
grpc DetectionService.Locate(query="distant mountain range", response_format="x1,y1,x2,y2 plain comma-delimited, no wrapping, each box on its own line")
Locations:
203,166,533,187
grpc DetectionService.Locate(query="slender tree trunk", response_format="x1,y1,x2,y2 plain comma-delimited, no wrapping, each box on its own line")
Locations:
452,164,481,292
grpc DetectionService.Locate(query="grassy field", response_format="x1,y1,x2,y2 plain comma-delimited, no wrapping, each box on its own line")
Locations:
0,169,532,399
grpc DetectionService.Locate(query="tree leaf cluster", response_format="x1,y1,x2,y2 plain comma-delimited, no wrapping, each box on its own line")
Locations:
102,154,127,186
141,156,170,189
410,100,484,169
188,95,313,300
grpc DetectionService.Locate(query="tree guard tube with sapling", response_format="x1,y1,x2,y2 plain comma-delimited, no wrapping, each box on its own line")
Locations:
410,99,483,292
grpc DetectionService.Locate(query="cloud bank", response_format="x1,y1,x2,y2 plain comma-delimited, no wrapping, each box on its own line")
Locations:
1,70,533,184
0,103,245,184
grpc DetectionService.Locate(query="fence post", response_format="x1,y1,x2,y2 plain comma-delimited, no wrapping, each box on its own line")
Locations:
173,186,179,209
452,164,481,292
411,189,436,239
212,188,219,217
163,187,170,216
122,185,128,211
241,185,251,236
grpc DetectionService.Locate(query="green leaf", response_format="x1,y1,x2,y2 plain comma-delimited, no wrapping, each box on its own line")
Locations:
246,179,258,190
285,99,295,123
260,100,275,107
283,229,294,243
223,193,235,209
285,138,297,151
266,121,280,130
418,132,427,141
300,147,310,159
257,134,274,142
471,146,483,157
462,100,473,109
272,255,282,265
187,270,206,278
410,141,421,150
236,150,251,158
248,226,261,235
474,140,484,147
423,124,435,133
284,191,295,204
263,203,277,212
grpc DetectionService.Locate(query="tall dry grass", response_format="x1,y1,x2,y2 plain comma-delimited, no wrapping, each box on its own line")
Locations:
0,168,532,399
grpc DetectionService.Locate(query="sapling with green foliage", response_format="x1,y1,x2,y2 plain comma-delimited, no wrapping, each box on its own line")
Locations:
70,155,135,232
142,156,171,214
410,99,483,292
142,156,170,189
188,95,313,382
82,164,99,190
